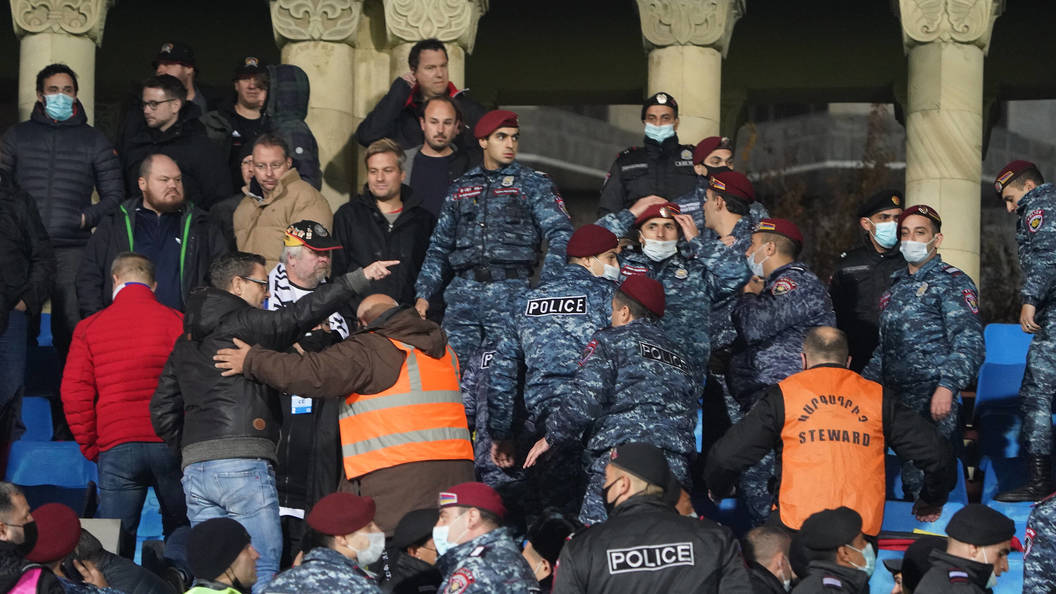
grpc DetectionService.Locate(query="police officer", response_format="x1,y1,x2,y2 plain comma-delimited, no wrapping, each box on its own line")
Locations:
597,197,749,375
525,275,699,524
1025,490,1056,592
728,218,835,525
993,160,1056,501
916,504,1014,593
486,225,621,518
597,93,698,216
829,190,905,372
551,442,752,593
790,507,872,593
704,327,955,537
432,482,540,594
413,109,573,380
674,136,769,237
862,205,983,499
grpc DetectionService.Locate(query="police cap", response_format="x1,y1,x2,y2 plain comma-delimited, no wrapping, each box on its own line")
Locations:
641,92,678,120
391,508,438,550
474,110,519,139
439,482,507,520
307,492,376,536
709,171,755,203
857,190,903,219
608,442,670,487
634,202,681,227
618,275,665,318
187,518,251,580
994,160,1038,195
692,136,733,165
898,204,942,231
755,218,803,246
798,507,862,550
527,514,577,565
903,535,947,591
945,504,1014,546
567,224,618,258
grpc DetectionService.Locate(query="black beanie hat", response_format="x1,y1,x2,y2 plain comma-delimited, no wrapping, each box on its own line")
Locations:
527,514,577,564
187,518,251,580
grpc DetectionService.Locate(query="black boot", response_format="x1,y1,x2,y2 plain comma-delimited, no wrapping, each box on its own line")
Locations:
994,455,1054,502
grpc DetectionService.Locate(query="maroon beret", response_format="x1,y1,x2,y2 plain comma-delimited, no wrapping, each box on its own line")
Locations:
439,482,507,520
899,204,942,231
634,202,681,227
755,218,803,245
994,160,1038,194
709,171,755,203
619,274,665,318
692,136,732,165
474,110,519,139
26,504,80,563
567,224,618,258
307,493,376,536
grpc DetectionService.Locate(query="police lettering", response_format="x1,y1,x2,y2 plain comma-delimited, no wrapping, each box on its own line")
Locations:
797,429,872,447
525,296,588,317
606,542,694,574
797,394,868,423
638,341,691,374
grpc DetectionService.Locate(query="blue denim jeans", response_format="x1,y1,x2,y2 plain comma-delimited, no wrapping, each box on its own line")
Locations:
0,310,27,444
181,459,281,593
97,442,188,558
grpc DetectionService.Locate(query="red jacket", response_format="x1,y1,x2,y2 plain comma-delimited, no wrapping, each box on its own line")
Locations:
61,283,183,460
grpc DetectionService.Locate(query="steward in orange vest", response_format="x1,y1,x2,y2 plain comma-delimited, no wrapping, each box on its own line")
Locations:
703,326,956,536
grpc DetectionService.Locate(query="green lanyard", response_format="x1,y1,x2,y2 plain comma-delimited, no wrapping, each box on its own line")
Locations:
119,204,192,282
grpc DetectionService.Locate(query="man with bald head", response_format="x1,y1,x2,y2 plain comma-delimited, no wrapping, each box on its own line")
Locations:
77,153,225,316
215,293,474,534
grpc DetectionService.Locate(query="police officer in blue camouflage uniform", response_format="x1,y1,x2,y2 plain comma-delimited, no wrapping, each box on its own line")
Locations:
525,275,699,525
263,493,384,593
485,225,621,519
597,93,698,217
1025,490,1056,592
413,109,573,385
992,161,1056,501
674,136,769,240
433,482,540,594
862,205,983,500
729,217,836,525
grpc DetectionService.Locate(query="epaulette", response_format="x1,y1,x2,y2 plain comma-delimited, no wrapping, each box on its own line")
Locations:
468,545,488,558
619,147,641,156
940,263,964,277
821,575,843,589
787,265,807,273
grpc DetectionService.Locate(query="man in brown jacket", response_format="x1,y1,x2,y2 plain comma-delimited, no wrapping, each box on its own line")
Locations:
233,133,332,270
213,294,475,534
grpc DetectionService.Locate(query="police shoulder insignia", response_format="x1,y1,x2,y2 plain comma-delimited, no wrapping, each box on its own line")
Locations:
962,288,979,314
1026,526,1036,558
1029,209,1045,233
579,340,598,367
674,268,688,280
502,175,515,187
879,292,891,312
621,264,648,277
469,545,486,558
821,576,843,588
446,568,476,593
916,283,928,297
681,149,692,160
947,569,970,583
771,277,797,296
941,264,963,277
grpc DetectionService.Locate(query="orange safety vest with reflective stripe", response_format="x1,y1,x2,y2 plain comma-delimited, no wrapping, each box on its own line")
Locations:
339,337,473,479
777,366,886,536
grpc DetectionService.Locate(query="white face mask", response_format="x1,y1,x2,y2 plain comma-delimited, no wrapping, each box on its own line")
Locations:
981,547,998,589
593,257,620,282
642,238,678,262
354,532,385,566
746,246,769,277
899,237,935,264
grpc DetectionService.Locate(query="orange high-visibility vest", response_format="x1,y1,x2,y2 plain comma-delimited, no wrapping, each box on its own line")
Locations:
777,366,886,536
339,337,473,479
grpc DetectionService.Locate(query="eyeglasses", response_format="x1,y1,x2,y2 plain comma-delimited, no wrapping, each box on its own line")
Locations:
143,98,177,111
239,276,268,286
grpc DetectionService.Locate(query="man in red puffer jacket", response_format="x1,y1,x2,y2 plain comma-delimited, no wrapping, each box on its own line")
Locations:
61,252,187,558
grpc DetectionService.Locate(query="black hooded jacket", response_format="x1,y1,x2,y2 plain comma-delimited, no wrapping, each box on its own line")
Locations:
0,173,55,332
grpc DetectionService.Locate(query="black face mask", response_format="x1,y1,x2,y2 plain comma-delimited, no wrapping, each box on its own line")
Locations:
15,521,37,558
602,481,619,515
706,165,732,178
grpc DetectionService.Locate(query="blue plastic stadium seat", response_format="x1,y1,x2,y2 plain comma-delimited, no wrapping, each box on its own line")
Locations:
19,396,53,441
4,441,97,487
996,552,1024,594
696,496,752,538
975,363,1027,412
983,324,1033,365
871,548,903,594
886,455,968,504
881,500,964,534
35,313,52,348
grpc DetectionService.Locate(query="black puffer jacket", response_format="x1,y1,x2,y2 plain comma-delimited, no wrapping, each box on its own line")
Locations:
150,269,369,468
0,173,55,333
0,101,124,247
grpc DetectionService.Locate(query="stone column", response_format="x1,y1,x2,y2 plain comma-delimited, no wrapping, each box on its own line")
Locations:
636,0,745,144
271,0,364,211
897,0,1003,284
11,0,113,124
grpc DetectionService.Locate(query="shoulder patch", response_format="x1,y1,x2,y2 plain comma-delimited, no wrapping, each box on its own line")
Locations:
638,341,692,374
947,568,970,583
620,264,648,277
941,263,964,277
579,339,598,367
822,576,843,588
962,288,979,314
446,568,476,593
771,277,798,296
525,295,588,317
1028,209,1045,233
1026,526,1036,558
879,292,891,312
469,545,487,557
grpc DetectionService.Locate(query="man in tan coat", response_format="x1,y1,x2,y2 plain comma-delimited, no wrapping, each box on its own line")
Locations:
234,133,332,269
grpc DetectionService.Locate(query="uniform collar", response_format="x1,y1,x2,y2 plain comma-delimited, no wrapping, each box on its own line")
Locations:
302,546,365,573
436,527,509,573
804,560,869,591
909,253,943,277
764,261,803,284
927,549,993,588
1019,182,1055,212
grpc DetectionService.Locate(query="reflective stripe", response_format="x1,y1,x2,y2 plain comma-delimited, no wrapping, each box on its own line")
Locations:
339,390,462,418
342,426,471,458
405,345,424,392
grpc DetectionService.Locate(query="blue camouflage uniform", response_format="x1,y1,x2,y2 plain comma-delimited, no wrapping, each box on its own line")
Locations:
1025,491,1056,593
596,209,750,375
1013,183,1056,455
262,547,380,593
545,319,698,525
435,526,540,594
862,254,984,498
729,261,836,525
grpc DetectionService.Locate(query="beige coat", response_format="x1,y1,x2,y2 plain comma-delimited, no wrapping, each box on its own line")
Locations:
233,168,333,270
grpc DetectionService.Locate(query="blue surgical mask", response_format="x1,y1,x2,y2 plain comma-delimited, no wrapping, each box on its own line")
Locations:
899,237,935,264
43,93,74,121
432,512,467,557
871,221,898,249
644,123,675,143
746,246,769,277
846,543,876,577
642,238,678,262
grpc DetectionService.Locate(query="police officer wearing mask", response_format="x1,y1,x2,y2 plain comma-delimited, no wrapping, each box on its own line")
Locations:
993,160,1056,502
917,505,1014,593
1025,489,1056,592
862,205,983,500
791,507,873,593
550,443,752,594
597,93,698,217
829,190,905,372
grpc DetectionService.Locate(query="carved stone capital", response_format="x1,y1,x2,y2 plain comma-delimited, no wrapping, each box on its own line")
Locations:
270,0,364,47
897,0,1004,53
11,0,113,45
636,0,745,56
382,0,488,53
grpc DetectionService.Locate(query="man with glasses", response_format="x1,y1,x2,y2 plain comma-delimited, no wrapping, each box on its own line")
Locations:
118,74,231,210
234,134,332,270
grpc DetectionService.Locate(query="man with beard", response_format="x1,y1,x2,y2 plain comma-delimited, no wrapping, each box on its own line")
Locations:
404,96,475,217
0,482,62,593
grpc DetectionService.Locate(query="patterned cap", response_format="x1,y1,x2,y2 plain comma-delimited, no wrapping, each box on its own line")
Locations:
284,220,340,251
